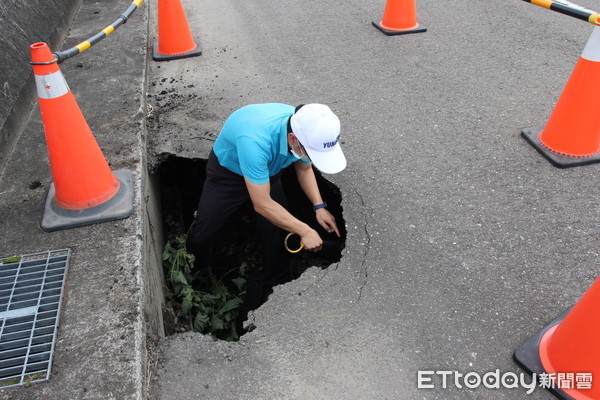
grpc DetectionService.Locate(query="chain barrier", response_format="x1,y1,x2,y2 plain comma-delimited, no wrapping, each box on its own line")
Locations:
522,0,600,25
31,0,145,65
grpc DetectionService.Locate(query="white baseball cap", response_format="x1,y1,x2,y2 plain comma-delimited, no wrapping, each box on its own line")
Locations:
290,104,347,174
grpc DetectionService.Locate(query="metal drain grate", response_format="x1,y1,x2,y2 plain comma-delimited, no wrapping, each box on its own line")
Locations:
0,249,70,389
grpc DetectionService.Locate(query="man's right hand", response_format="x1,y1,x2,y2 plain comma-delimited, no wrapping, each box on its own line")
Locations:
244,178,323,252
301,228,323,252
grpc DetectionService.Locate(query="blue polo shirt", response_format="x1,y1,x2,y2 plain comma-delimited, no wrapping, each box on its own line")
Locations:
213,103,308,184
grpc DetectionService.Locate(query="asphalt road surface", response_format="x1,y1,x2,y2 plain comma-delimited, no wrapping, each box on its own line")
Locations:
148,0,600,399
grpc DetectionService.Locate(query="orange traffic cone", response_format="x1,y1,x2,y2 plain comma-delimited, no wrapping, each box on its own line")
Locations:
522,26,600,168
30,42,133,232
372,0,426,36
539,278,600,399
153,0,202,61
514,278,600,400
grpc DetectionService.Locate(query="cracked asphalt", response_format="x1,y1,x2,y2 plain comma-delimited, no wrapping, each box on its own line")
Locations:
148,0,599,398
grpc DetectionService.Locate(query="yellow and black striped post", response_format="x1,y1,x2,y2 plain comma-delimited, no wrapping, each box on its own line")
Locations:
522,0,600,25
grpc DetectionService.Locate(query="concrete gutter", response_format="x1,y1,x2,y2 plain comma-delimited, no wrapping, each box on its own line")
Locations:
0,0,161,399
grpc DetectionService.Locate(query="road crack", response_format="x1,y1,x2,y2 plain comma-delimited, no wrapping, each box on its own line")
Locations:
348,175,373,303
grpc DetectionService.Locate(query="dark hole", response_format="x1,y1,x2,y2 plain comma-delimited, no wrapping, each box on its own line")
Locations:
155,154,346,339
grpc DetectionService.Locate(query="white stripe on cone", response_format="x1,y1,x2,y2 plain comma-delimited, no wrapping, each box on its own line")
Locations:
582,25,600,62
35,70,70,99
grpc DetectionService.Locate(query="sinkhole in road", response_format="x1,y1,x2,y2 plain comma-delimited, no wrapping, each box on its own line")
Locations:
155,155,346,340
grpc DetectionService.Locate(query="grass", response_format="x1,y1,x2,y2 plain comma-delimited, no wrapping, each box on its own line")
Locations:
162,234,249,341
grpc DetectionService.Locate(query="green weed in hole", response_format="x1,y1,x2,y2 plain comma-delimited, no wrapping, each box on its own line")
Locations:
162,234,247,341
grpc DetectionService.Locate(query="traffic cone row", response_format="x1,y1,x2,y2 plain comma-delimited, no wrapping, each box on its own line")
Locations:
28,4,600,400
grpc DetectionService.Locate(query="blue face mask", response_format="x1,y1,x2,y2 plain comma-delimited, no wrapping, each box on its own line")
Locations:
291,148,311,163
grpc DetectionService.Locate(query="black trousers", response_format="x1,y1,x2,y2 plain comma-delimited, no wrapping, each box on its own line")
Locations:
186,151,290,288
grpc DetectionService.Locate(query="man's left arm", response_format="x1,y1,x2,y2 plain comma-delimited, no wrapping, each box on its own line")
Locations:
294,161,341,237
